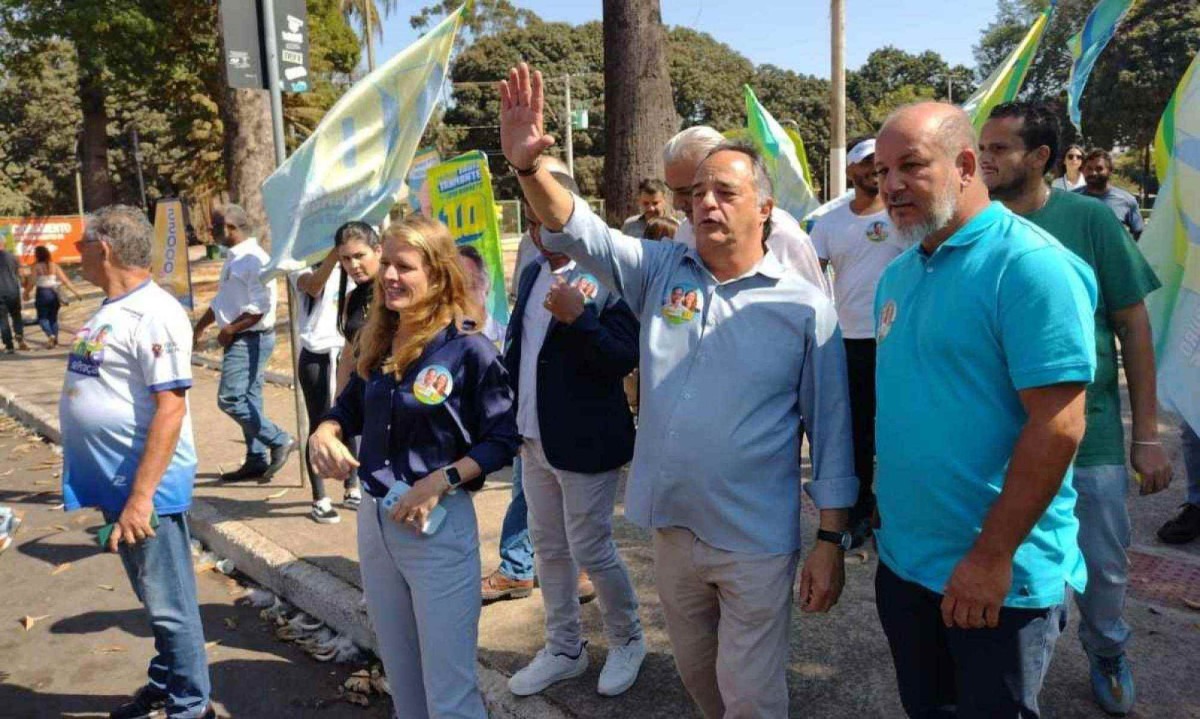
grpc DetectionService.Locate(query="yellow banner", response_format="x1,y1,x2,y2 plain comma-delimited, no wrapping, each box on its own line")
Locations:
152,199,194,311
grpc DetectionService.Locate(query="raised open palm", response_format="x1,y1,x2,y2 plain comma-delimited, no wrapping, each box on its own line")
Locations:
498,62,556,170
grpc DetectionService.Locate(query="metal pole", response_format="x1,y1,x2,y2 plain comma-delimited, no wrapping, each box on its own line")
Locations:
564,74,574,177
830,0,846,198
262,0,310,490
131,125,148,211
947,75,953,104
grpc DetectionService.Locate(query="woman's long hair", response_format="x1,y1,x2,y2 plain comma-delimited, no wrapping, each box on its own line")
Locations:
356,216,482,380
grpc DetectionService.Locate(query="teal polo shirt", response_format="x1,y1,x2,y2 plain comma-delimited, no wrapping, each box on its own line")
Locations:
873,202,1097,609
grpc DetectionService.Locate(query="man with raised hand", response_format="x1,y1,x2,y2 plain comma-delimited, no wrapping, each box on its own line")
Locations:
498,62,857,718
873,102,1097,718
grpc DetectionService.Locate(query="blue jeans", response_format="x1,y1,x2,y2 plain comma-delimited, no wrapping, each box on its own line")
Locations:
1073,464,1132,657
34,287,59,338
497,454,535,581
1183,421,1200,506
875,561,1067,719
217,331,287,464
103,511,211,718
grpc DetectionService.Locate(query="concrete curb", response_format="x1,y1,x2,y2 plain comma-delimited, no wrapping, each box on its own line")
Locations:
0,384,570,719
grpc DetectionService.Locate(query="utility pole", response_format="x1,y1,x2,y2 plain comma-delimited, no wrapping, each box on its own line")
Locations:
830,0,846,199
947,74,953,104
73,135,85,217
564,74,575,177
131,125,148,211
261,0,311,490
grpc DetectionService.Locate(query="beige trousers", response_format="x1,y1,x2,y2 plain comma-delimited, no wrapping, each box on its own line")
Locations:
653,527,799,719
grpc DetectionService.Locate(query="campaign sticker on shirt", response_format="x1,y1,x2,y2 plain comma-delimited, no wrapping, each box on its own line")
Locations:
68,324,114,377
866,221,890,243
571,273,600,303
661,283,703,325
878,299,898,342
413,364,454,405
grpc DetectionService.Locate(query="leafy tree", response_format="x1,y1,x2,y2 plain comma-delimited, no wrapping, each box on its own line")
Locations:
668,27,753,130
410,0,539,50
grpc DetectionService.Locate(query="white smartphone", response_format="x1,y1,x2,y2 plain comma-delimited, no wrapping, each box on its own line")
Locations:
374,468,446,536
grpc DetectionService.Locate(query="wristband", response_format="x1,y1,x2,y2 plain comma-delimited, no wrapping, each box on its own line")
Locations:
510,158,541,177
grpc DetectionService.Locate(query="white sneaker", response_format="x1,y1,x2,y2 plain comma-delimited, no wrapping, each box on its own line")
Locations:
508,645,589,696
597,636,646,697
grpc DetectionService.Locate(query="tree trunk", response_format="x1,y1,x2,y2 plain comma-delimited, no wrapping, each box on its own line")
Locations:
220,87,276,248
76,46,116,211
601,0,678,227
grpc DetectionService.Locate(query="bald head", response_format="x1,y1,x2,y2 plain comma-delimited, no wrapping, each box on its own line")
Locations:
874,102,990,250
880,102,978,162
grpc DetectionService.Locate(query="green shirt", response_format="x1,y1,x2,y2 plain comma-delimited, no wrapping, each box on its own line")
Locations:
1026,189,1161,466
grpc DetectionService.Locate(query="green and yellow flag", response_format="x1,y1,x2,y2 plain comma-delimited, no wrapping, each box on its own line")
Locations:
962,2,1056,132
744,85,819,220
1141,48,1200,433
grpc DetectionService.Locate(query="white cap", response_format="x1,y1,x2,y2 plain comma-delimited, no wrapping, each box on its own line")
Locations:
847,138,876,166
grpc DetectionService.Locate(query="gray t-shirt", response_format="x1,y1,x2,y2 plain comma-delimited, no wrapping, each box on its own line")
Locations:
1074,186,1144,238
0,251,21,298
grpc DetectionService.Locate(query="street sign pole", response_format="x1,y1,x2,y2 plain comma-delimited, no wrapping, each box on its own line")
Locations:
261,0,311,491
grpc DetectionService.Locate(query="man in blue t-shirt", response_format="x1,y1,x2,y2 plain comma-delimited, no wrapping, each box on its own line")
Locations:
872,103,1097,719
61,206,212,719
1076,148,1144,241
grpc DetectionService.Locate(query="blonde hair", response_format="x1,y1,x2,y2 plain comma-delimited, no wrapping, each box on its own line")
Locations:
355,215,482,380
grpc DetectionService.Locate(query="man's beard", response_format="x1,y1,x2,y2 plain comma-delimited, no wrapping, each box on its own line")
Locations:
891,179,957,249
1085,175,1108,191
985,170,1027,202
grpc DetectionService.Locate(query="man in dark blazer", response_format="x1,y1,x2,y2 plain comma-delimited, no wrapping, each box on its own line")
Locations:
504,172,646,699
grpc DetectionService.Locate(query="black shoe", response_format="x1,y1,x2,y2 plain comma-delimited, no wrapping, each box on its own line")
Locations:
262,435,297,480
109,685,168,719
219,462,269,483
1158,503,1200,545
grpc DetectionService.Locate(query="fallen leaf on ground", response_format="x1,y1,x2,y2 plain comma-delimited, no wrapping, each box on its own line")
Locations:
51,524,68,532
1183,598,1200,611
19,615,49,631
97,584,114,592
50,562,72,575
223,617,238,629
92,646,127,654
847,550,870,565
265,488,289,499
0,469,13,476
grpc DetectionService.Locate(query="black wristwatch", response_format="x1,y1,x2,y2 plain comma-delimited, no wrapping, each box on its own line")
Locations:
816,529,853,551
442,466,464,495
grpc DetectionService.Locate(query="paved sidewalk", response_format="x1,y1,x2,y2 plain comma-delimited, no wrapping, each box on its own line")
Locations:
2,309,1199,716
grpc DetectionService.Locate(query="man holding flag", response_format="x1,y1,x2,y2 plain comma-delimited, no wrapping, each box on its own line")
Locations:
980,102,1171,717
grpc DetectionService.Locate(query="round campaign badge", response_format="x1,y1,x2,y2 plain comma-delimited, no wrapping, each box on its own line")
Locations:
866,221,890,243
413,364,454,405
878,299,898,342
661,283,702,325
571,273,600,303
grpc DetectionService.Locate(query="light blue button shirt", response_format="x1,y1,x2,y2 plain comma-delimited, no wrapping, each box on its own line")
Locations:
873,202,1097,609
543,198,858,555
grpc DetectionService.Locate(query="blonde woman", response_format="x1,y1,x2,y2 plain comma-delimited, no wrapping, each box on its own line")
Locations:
309,216,519,718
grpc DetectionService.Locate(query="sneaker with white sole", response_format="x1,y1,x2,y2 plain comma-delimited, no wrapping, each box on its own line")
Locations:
508,644,589,696
597,636,645,696
343,485,362,510
310,499,340,524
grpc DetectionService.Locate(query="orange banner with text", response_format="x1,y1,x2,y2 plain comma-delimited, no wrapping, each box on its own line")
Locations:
0,215,84,264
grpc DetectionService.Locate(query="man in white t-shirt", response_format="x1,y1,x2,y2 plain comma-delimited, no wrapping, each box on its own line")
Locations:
61,205,213,719
291,250,348,524
809,137,904,547
193,204,295,482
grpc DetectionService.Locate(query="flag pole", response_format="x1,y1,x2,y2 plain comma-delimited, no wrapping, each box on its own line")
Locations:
262,0,311,491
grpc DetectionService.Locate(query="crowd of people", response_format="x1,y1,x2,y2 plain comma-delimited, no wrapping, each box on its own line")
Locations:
33,56,1200,719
